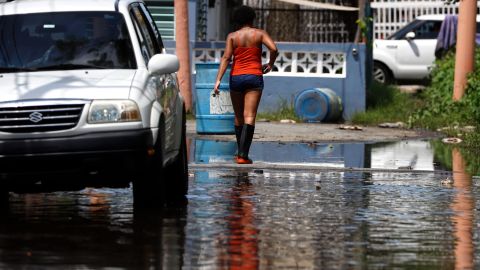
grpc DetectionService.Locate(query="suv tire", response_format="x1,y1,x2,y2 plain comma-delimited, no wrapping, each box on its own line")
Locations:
133,126,166,208
373,62,393,84
164,109,188,203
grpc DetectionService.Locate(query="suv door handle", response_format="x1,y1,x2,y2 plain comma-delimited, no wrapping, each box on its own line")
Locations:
386,45,398,49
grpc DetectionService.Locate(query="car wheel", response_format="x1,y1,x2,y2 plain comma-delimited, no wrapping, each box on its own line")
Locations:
373,62,393,84
164,109,188,203
133,130,166,208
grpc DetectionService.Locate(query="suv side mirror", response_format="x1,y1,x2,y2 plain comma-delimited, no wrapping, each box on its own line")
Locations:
405,31,416,40
148,54,180,75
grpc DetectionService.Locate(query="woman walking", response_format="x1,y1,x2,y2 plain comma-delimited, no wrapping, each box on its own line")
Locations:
213,5,278,164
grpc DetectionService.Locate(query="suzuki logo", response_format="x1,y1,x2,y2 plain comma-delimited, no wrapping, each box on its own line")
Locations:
29,112,43,123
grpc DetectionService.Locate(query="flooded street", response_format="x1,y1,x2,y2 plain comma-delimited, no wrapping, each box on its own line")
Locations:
1,139,479,269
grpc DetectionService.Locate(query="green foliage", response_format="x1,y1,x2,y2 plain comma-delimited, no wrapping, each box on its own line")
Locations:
366,81,396,108
410,49,480,129
356,16,373,42
351,82,422,125
353,49,480,175
411,49,480,175
186,111,195,120
257,98,300,122
431,139,480,176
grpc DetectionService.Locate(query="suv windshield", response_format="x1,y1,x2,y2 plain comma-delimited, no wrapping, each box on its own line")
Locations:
0,12,136,72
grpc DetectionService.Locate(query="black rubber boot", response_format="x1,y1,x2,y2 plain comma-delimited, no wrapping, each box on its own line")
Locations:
238,124,255,160
234,125,242,152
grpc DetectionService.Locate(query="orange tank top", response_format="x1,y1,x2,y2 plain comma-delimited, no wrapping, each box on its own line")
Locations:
230,31,263,76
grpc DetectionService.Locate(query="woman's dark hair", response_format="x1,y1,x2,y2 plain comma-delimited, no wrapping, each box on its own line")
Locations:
233,5,256,26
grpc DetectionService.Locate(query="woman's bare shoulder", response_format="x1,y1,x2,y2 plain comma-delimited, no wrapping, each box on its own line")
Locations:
254,28,268,35
226,32,237,40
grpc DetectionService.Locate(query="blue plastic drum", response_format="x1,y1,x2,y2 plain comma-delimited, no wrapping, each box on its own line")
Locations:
194,63,235,134
194,139,237,164
294,88,343,122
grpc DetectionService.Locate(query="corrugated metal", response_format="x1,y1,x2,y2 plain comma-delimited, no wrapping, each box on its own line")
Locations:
145,0,175,40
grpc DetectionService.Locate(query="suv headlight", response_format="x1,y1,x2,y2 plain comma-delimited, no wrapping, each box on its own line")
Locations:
88,100,141,124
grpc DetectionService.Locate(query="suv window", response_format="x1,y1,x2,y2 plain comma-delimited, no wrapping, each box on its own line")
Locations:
0,12,136,72
139,3,164,51
129,4,161,63
388,20,423,40
410,20,442,39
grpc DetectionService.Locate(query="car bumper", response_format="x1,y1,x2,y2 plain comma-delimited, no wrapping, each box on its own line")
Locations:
0,129,154,181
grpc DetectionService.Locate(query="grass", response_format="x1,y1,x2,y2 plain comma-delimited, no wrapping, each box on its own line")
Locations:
256,99,300,122
350,78,480,175
350,82,422,126
186,111,195,120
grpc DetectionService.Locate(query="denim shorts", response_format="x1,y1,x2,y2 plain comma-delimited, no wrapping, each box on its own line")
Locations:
229,74,264,92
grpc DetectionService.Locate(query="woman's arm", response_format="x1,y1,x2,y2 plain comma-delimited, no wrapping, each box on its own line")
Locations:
261,31,278,74
213,33,234,94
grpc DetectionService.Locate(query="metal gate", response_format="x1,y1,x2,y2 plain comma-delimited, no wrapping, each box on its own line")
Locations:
243,0,359,42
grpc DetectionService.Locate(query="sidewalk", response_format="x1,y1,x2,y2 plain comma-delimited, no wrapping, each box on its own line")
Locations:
187,120,439,143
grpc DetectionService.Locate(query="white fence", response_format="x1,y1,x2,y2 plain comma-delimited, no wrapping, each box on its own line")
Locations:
371,0,480,39
193,48,347,78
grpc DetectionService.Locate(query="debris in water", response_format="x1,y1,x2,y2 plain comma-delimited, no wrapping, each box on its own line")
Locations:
338,125,363,131
441,177,454,186
280,119,297,124
257,118,270,122
378,122,405,128
442,137,462,144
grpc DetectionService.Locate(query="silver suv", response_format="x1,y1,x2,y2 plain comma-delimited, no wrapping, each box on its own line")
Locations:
0,0,188,206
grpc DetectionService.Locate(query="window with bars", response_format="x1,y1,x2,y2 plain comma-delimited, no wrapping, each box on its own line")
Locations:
145,0,175,40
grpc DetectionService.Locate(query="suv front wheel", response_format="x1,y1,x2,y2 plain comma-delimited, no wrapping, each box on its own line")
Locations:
133,112,188,207
164,110,188,203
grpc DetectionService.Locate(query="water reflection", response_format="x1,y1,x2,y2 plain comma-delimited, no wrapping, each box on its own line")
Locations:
0,139,479,269
190,138,436,171
0,189,187,270
451,148,474,270
190,138,480,176
219,172,259,269
370,140,434,170
192,138,367,168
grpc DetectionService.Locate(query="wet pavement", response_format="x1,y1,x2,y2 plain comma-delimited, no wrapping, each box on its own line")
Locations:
1,139,479,269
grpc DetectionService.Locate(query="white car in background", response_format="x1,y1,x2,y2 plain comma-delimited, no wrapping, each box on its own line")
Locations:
373,14,480,84
0,0,188,207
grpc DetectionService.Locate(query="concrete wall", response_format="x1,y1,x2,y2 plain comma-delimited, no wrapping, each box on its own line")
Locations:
165,41,366,121
262,42,366,121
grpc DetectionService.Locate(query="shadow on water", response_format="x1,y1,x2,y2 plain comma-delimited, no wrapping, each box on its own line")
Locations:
0,138,478,269
0,189,187,269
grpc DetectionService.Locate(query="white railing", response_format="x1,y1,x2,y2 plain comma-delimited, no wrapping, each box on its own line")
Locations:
193,49,347,78
370,0,480,39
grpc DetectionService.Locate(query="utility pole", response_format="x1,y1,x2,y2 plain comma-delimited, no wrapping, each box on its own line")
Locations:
175,0,193,111
453,0,477,101
355,0,366,43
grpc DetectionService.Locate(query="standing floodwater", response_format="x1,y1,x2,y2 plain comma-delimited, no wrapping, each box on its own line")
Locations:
0,140,478,269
